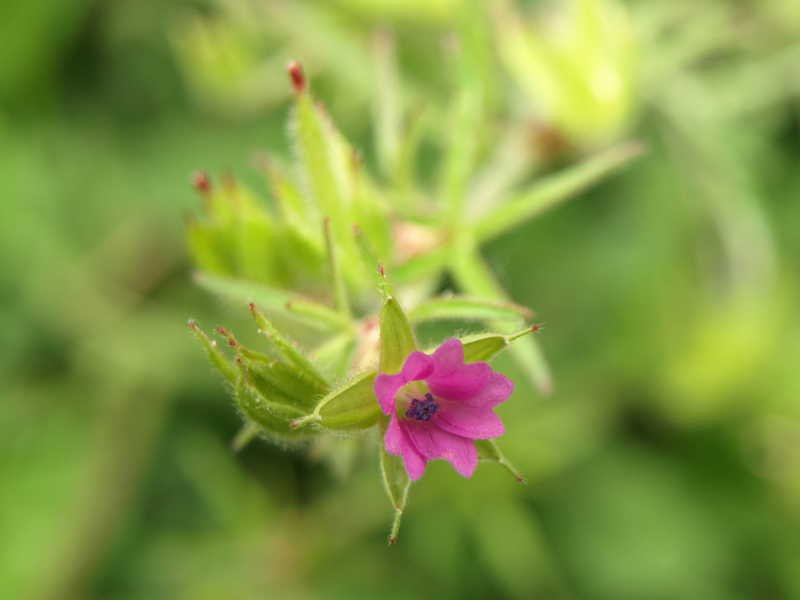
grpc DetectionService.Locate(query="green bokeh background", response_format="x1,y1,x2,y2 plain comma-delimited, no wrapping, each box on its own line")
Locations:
3,0,800,599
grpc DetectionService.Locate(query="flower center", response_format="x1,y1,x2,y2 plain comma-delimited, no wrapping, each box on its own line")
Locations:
405,393,439,422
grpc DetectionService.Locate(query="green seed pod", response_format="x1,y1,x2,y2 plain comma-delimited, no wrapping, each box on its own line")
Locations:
235,373,319,445
189,320,237,385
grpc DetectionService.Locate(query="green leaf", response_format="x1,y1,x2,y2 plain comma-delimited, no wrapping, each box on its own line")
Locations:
392,245,450,283
189,320,237,385
293,371,380,431
507,333,553,396
475,439,526,482
379,415,411,545
286,298,353,333
392,103,427,208
249,303,330,388
408,295,533,323
474,142,645,241
373,29,402,180
194,271,291,313
379,296,417,374
439,0,491,221
449,246,553,395
311,333,359,379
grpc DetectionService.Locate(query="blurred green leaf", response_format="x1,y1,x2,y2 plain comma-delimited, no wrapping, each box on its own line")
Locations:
474,141,645,241
475,439,525,482
408,295,533,323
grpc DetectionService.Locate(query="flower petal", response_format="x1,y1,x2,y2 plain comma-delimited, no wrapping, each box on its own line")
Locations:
426,339,493,401
384,409,405,455
435,401,505,439
374,351,435,414
384,410,427,480
458,372,514,409
405,420,478,478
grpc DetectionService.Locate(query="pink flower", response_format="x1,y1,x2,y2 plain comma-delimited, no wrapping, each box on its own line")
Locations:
374,339,514,480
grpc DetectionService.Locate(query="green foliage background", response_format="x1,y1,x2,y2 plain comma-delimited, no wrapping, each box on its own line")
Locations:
2,0,800,599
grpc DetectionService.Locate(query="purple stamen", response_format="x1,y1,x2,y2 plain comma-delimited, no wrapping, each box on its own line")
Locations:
406,393,439,422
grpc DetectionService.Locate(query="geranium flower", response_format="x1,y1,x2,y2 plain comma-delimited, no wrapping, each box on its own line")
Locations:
374,339,514,480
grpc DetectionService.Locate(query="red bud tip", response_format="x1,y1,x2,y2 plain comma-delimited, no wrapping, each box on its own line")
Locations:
229,340,236,347
217,327,227,335
191,170,212,194
378,266,385,277
389,538,396,545
286,60,306,93
290,423,298,429
532,325,539,332
517,477,524,482
236,357,243,364
248,303,256,310
189,320,197,330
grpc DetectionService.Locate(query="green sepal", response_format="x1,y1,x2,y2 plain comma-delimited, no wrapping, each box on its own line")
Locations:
475,439,526,483
293,371,380,431
379,415,411,545
459,328,537,363
189,320,237,385
249,303,330,389
379,296,417,374
421,328,535,364
234,373,319,445
408,295,533,324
